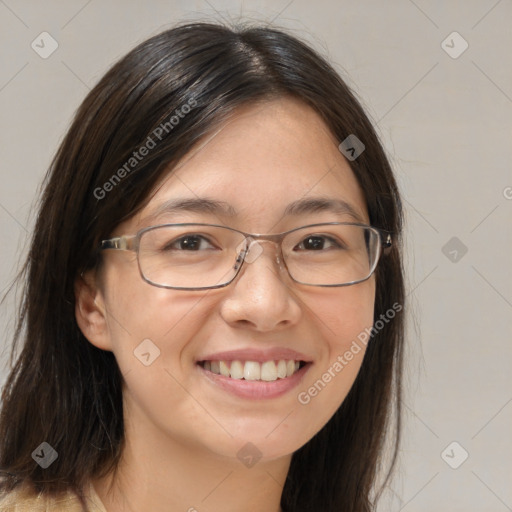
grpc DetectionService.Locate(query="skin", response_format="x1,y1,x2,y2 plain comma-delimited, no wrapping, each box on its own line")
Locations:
76,97,376,512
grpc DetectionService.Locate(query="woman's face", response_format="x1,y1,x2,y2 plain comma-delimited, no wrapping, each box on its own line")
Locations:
81,97,375,462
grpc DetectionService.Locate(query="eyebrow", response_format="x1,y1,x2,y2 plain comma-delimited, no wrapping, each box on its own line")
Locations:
142,196,365,225
142,198,236,225
283,197,365,223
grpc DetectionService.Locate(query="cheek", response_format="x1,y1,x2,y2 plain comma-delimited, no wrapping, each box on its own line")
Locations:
101,262,219,379
294,279,375,427
100,282,220,438
311,278,376,356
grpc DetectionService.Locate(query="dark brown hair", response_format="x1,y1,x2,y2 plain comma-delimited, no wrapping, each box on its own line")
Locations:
0,22,404,512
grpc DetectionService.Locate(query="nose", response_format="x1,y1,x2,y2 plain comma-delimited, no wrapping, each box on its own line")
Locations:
219,240,302,332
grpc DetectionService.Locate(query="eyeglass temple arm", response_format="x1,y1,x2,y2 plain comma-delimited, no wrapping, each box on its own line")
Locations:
100,235,137,251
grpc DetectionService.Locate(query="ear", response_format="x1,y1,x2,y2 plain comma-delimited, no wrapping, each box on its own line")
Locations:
75,270,112,351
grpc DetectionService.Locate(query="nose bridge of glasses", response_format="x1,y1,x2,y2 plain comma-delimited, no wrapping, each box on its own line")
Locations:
235,236,283,268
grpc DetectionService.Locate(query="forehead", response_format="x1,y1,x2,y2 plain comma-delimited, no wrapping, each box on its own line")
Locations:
131,97,369,232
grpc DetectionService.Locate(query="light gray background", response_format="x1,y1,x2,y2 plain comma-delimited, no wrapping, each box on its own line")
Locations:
1,1,511,510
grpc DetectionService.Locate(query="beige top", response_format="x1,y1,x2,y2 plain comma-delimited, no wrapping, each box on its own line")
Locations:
0,482,107,512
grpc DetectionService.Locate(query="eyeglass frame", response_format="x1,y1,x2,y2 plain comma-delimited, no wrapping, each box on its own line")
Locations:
99,222,393,291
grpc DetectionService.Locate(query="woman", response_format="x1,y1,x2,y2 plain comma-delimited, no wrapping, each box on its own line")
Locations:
0,22,404,512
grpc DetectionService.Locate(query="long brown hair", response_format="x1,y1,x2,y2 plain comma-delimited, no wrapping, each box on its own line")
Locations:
0,22,404,512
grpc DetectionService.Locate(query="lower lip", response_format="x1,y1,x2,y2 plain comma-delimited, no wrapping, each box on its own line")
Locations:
196,362,312,400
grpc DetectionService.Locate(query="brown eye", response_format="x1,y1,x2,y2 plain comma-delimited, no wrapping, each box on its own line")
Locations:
295,235,344,251
163,235,215,251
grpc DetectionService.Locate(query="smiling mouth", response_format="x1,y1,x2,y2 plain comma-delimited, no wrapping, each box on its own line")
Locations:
197,359,307,381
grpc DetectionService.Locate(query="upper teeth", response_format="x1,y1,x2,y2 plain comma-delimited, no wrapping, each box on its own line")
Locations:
202,359,301,381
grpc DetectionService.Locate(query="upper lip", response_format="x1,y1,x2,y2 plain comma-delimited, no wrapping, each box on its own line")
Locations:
196,348,313,363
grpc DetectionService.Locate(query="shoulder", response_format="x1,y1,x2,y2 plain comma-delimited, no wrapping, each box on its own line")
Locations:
0,483,44,511
0,481,105,512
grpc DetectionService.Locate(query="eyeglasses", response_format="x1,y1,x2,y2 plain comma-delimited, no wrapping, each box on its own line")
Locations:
99,222,392,290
